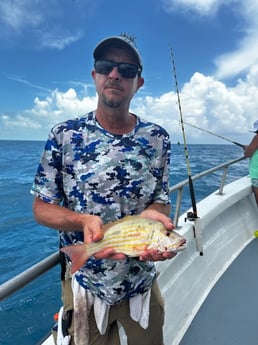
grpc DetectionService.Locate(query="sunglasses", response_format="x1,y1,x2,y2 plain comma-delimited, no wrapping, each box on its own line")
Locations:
94,60,142,79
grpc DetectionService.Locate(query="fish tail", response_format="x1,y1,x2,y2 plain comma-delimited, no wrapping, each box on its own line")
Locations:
60,244,89,274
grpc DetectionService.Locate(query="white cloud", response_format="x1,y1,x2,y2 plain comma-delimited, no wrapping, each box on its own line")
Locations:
8,76,52,93
163,0,258,80
133,70,258,144
0,0,83,49
162,0,230,16
0,88,98,140
214,0,258,79
41,31,83,50
2,70,258,143
0,0,44,32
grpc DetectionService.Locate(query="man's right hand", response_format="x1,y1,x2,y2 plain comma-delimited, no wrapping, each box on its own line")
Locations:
82,214,104,243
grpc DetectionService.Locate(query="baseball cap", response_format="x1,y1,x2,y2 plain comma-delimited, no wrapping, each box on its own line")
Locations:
93,35,143,70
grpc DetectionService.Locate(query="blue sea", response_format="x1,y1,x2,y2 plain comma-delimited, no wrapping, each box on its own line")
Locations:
0,140,248,345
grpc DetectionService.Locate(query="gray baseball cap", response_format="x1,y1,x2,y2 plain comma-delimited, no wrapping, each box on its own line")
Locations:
93,35,143,70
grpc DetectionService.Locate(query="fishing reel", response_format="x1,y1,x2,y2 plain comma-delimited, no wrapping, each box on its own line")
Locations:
185,211,203,256
185,211,198,222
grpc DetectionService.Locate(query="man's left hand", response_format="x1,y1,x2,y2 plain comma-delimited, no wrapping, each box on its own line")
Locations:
93,248,126,260
139,249,177,262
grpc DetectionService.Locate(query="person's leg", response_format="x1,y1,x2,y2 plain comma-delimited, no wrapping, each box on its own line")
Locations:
58,277,121,345
253,186,258,206
61,278,75,344
116,280,165,345
88,307,121,345
251,179,258,206
58,277,164,345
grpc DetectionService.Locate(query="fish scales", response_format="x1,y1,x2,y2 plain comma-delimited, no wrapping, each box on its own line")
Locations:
61,215,186,273
93,219,161,247
85,226,153,256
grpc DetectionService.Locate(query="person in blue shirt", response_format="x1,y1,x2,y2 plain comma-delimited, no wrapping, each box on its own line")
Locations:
245,120,258,205
31,34,176,345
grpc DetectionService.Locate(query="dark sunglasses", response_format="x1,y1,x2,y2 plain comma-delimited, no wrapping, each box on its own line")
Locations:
94,60,142,79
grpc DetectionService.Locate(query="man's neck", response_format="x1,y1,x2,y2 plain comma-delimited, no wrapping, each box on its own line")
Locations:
95,108,136,134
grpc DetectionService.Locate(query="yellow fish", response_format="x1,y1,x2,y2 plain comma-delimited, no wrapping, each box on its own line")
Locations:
61,215,186,273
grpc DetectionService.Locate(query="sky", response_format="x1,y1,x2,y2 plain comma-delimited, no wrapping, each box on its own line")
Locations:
1,0,258,145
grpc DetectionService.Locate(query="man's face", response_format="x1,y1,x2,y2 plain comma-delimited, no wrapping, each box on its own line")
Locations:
92,47,144,109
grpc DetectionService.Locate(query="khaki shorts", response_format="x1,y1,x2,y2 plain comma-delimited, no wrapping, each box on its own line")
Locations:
60,278,164,345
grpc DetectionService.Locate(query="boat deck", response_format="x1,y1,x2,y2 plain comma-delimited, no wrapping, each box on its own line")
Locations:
179,237,258,345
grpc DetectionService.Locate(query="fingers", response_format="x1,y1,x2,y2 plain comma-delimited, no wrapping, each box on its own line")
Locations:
139,249,177,262
140,209,175,231
94,248,126,260
164,219,175,232
83,215,104,243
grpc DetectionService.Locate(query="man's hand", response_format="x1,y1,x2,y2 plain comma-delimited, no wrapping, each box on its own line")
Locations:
94,248,175,262
139,249,177,262
139,206,177,261
82,215,104,243
93,248,126,260
83,216,126,260
140,208,175,232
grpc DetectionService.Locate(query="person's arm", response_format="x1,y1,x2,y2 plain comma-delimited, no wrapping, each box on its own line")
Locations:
33,197,125,259
245,134,258,157
33,197,103,242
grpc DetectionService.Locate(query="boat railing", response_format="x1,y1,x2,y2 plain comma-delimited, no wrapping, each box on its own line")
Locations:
170,156,246,228
0,251,60,302
0,155,247,303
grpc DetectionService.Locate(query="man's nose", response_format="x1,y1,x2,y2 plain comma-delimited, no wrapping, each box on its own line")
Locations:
108,66,120,79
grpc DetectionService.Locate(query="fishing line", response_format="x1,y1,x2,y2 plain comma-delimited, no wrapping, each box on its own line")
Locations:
183,121,245,148
170,49,203,255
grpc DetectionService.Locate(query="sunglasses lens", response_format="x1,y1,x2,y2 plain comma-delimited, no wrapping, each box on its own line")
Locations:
118,64,138,78
94,60,114,74
94,60,139,78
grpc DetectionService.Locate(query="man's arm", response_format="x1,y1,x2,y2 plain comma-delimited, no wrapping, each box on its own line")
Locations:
33,197,125,259
33,197,103,242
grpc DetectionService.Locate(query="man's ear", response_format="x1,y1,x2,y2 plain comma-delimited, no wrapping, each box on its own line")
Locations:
136,76,144,91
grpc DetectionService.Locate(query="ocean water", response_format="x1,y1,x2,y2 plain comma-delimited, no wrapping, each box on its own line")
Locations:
0,140,248,345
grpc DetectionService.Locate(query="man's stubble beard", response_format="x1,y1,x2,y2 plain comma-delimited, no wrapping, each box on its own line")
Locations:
102,94,123,108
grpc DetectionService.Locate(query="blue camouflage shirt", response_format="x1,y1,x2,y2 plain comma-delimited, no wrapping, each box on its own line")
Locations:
31,111,171,304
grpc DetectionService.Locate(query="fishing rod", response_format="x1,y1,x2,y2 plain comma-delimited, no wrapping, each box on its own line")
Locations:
170,49,197,219
183,121,245,148
170,49,203,255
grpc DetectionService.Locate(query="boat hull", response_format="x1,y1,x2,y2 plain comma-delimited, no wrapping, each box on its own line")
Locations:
157,176,258,344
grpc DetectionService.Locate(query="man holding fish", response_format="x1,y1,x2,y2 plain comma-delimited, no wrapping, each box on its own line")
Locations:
31,34,184,345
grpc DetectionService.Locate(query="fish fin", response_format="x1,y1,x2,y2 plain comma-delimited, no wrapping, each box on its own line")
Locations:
60,244,89,274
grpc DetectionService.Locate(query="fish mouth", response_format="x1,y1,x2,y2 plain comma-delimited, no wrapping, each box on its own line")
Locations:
170,242,187,252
